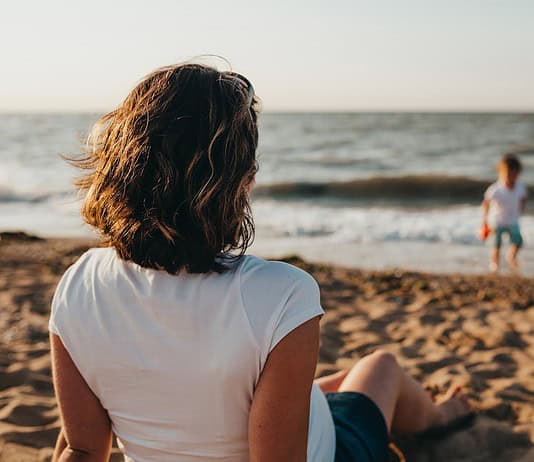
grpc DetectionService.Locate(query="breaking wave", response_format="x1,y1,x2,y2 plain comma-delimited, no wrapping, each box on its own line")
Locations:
253,175,502,204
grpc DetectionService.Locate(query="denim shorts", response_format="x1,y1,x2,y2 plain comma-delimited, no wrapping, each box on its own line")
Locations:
325,391,389,462
494,223,523,248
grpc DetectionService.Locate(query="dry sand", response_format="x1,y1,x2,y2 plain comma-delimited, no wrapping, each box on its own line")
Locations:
0,233,533,461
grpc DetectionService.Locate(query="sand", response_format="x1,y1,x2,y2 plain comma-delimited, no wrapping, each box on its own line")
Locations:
0,233,532,461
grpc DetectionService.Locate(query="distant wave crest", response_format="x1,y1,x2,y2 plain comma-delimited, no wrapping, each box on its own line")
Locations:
253,175,511,204
0,186,52,203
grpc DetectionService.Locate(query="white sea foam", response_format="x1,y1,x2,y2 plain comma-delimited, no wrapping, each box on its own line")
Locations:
252,200,534,246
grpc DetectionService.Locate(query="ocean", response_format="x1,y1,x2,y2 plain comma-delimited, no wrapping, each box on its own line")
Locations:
1,113,533,274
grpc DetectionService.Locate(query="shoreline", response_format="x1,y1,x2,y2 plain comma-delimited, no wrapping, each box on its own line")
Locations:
1,234,533,460
3,231,534,279
253,237,534,278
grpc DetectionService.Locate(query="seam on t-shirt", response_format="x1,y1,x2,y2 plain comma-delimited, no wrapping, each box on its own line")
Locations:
48,249,93,335
48,249,102,395
262,266,304,360
237,256,262,353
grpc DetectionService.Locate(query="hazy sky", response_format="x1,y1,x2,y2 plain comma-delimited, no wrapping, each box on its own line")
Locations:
1,0,533,112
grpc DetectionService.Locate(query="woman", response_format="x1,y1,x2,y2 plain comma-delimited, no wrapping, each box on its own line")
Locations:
50,63,471,462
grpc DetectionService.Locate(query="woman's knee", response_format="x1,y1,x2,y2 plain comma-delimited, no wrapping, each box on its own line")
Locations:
348,349,401,382
339,350,403,430
340,349,402,391
365,349,399,369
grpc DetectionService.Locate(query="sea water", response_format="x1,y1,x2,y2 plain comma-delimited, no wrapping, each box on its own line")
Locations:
1,113,533,273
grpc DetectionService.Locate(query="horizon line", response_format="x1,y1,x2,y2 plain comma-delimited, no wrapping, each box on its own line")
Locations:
1,109,534,115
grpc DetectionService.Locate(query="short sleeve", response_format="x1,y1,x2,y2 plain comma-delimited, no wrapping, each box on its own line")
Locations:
48,251,90,337
268,271,323,353
484,183,497,201
49,267,71,336
48,312,60,335
519,183,528,199
239,257,324,367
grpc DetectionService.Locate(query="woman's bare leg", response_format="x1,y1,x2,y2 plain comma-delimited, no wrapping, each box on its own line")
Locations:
314,370,349,393
336,350,470,434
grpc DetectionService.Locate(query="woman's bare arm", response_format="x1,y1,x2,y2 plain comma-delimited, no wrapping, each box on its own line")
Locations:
50,334,113,462
248,316,321,462
52,429,67,461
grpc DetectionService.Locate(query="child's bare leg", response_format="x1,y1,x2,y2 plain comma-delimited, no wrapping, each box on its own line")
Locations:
490,247,500,272
506,245,520,270
337,350,470,434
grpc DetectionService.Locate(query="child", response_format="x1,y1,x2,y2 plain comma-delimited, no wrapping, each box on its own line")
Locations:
482,154,528,272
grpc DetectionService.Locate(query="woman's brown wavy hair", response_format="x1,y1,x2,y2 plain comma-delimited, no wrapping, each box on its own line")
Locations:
75,63,259,273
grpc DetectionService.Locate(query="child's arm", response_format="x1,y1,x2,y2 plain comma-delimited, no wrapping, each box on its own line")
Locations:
520,184,528,214
481,199,490,224
482,183,495,224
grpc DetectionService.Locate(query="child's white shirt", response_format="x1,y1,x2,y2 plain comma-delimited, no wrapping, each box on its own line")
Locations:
484,180,528,227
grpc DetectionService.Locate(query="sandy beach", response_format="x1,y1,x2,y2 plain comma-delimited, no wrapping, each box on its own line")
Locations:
0,232,533,461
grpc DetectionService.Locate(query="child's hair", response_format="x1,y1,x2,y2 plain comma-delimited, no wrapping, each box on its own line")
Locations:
73,63,260,273
498,153,522,173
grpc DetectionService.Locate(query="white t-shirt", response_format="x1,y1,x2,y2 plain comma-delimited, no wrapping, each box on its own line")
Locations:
49,248,336,462
484,181,528,227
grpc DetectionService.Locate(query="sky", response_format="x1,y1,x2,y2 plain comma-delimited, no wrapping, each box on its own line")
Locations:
1,0,533,112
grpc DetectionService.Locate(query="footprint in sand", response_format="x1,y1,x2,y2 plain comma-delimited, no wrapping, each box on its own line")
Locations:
0,401,56,427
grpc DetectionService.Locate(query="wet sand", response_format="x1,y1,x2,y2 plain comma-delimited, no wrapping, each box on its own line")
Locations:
0,233,533,461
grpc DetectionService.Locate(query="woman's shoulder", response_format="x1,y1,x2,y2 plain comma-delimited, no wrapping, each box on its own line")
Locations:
54,247,113,292
238,255,323,359
239,254,318,289
66,246,112,270
50,247,112,334
238,254,321,315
